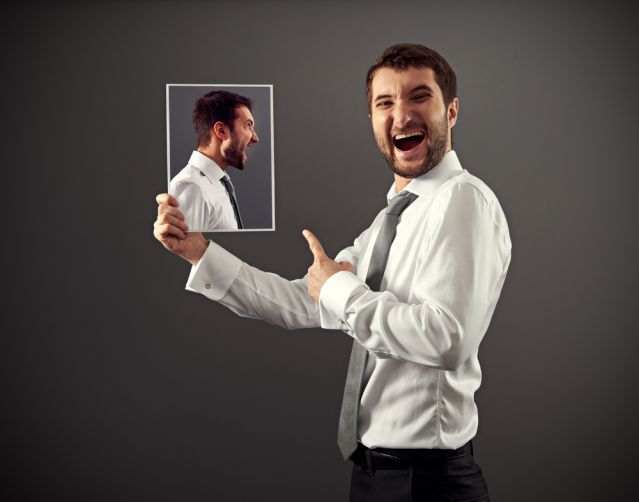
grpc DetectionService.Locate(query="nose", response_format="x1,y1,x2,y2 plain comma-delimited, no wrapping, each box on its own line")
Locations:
251,130,259,145
392,99,413,129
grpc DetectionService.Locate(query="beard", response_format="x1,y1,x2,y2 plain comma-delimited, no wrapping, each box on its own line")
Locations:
222,138,246,170
375,112,449,179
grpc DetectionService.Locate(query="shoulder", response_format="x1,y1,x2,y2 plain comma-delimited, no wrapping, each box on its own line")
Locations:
171,178,202,194
171,177,228,214
170,166,208,205
428,170,510,234
170,164,203,186
433,171,502,210
170,165,214,196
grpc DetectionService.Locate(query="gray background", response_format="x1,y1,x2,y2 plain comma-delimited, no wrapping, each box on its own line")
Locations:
2,1,638,501
168,85,273,230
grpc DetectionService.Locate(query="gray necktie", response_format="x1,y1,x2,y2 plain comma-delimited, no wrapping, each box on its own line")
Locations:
220,175,244,229
337,190,419,460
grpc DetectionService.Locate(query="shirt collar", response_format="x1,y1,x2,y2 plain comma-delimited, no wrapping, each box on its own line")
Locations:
386,150,464,202
188,150,227,182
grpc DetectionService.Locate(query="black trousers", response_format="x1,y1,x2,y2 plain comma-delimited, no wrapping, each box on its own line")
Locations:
349,442,490,502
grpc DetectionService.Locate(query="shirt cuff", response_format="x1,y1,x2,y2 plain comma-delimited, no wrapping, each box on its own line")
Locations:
185,240,243,300
318,270,368,331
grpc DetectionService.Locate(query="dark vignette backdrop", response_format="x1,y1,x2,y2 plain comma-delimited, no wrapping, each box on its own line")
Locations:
2,1,638,501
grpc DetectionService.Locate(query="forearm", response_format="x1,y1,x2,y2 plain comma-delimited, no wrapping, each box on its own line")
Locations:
318,181,512,370
319,273,478,370
186,241,320,330
319,239,510,370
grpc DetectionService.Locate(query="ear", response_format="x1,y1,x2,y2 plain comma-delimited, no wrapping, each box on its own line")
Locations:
447,98,459,129
212,121,228,141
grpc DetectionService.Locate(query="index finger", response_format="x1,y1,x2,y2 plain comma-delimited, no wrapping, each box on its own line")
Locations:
156,193,179,207
302,229,326,261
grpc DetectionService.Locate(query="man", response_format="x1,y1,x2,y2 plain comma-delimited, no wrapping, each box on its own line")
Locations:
169,90,259,231
154,44,511,501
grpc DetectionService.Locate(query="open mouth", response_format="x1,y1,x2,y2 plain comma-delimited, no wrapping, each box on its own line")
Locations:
392,131,426,152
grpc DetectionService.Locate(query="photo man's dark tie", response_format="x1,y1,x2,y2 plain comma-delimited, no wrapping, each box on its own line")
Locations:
220,175,244,229
337,190,419,460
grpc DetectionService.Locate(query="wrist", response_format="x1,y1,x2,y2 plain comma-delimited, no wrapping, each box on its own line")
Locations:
185,239,209,266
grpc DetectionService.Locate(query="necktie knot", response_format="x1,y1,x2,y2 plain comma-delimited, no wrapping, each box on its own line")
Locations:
221,175,234,191
386,191,418,216
365,191,419,292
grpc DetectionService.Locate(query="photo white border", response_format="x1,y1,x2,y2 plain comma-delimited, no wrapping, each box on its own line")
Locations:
165,83,276,232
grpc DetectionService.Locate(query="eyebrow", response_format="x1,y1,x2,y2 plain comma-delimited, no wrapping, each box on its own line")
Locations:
373,84,435,103
409,84,434,95
374,93,393,103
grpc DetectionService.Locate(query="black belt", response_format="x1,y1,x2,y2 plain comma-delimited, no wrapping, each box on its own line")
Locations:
350,441,473,470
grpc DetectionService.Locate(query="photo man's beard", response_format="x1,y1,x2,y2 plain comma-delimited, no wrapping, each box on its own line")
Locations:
376,112,449,179
222,139,246,170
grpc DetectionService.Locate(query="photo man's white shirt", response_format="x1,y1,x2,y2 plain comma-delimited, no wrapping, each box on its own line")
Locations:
169,151,239,231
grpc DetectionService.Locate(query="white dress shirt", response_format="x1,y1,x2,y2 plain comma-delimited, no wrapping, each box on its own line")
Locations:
169,151,239,231
185,150,512,450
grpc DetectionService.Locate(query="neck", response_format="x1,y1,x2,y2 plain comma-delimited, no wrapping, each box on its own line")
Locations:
393,146,453,193
197,145,227,170
393,176,412,193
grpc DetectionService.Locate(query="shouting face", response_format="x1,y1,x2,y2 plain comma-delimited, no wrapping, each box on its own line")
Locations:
222,105,259,170
370,66,457,179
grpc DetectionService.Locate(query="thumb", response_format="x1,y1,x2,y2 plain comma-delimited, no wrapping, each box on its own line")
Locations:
338,261,354,273
302,229,326,261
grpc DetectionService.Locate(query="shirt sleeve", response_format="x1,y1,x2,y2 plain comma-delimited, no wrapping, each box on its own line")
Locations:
318,181,512,371
184,225,373,331
171,181,210,232
185,241,317,329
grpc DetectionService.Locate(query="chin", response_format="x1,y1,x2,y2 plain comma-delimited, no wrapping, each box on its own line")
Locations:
394,167,424,179
393,155,425,175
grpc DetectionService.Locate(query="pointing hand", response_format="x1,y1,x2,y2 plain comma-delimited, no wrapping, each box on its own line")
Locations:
303,229,353,303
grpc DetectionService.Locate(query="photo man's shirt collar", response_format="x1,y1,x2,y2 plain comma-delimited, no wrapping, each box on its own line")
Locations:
188,150,228,183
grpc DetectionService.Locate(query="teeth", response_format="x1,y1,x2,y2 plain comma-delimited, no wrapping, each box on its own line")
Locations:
393,131,425,140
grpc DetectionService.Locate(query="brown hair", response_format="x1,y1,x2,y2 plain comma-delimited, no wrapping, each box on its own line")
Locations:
366,43,457,110
192,90,253,147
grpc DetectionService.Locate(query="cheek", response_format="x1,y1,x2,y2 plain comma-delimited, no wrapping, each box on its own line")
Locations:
372,116,390,137
423,105,447,125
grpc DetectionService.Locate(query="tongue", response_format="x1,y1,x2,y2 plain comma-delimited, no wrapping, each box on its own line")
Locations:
396,136,423,151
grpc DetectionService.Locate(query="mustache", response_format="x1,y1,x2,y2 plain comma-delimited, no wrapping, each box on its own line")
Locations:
389,122,428,138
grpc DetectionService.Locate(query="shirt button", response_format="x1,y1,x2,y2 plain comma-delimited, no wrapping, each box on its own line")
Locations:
205,283,211,289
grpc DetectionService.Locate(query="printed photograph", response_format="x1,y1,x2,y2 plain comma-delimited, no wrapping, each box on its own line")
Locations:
166,84,274,232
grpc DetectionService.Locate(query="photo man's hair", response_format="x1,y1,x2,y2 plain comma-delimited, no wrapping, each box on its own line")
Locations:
192,90,253,147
